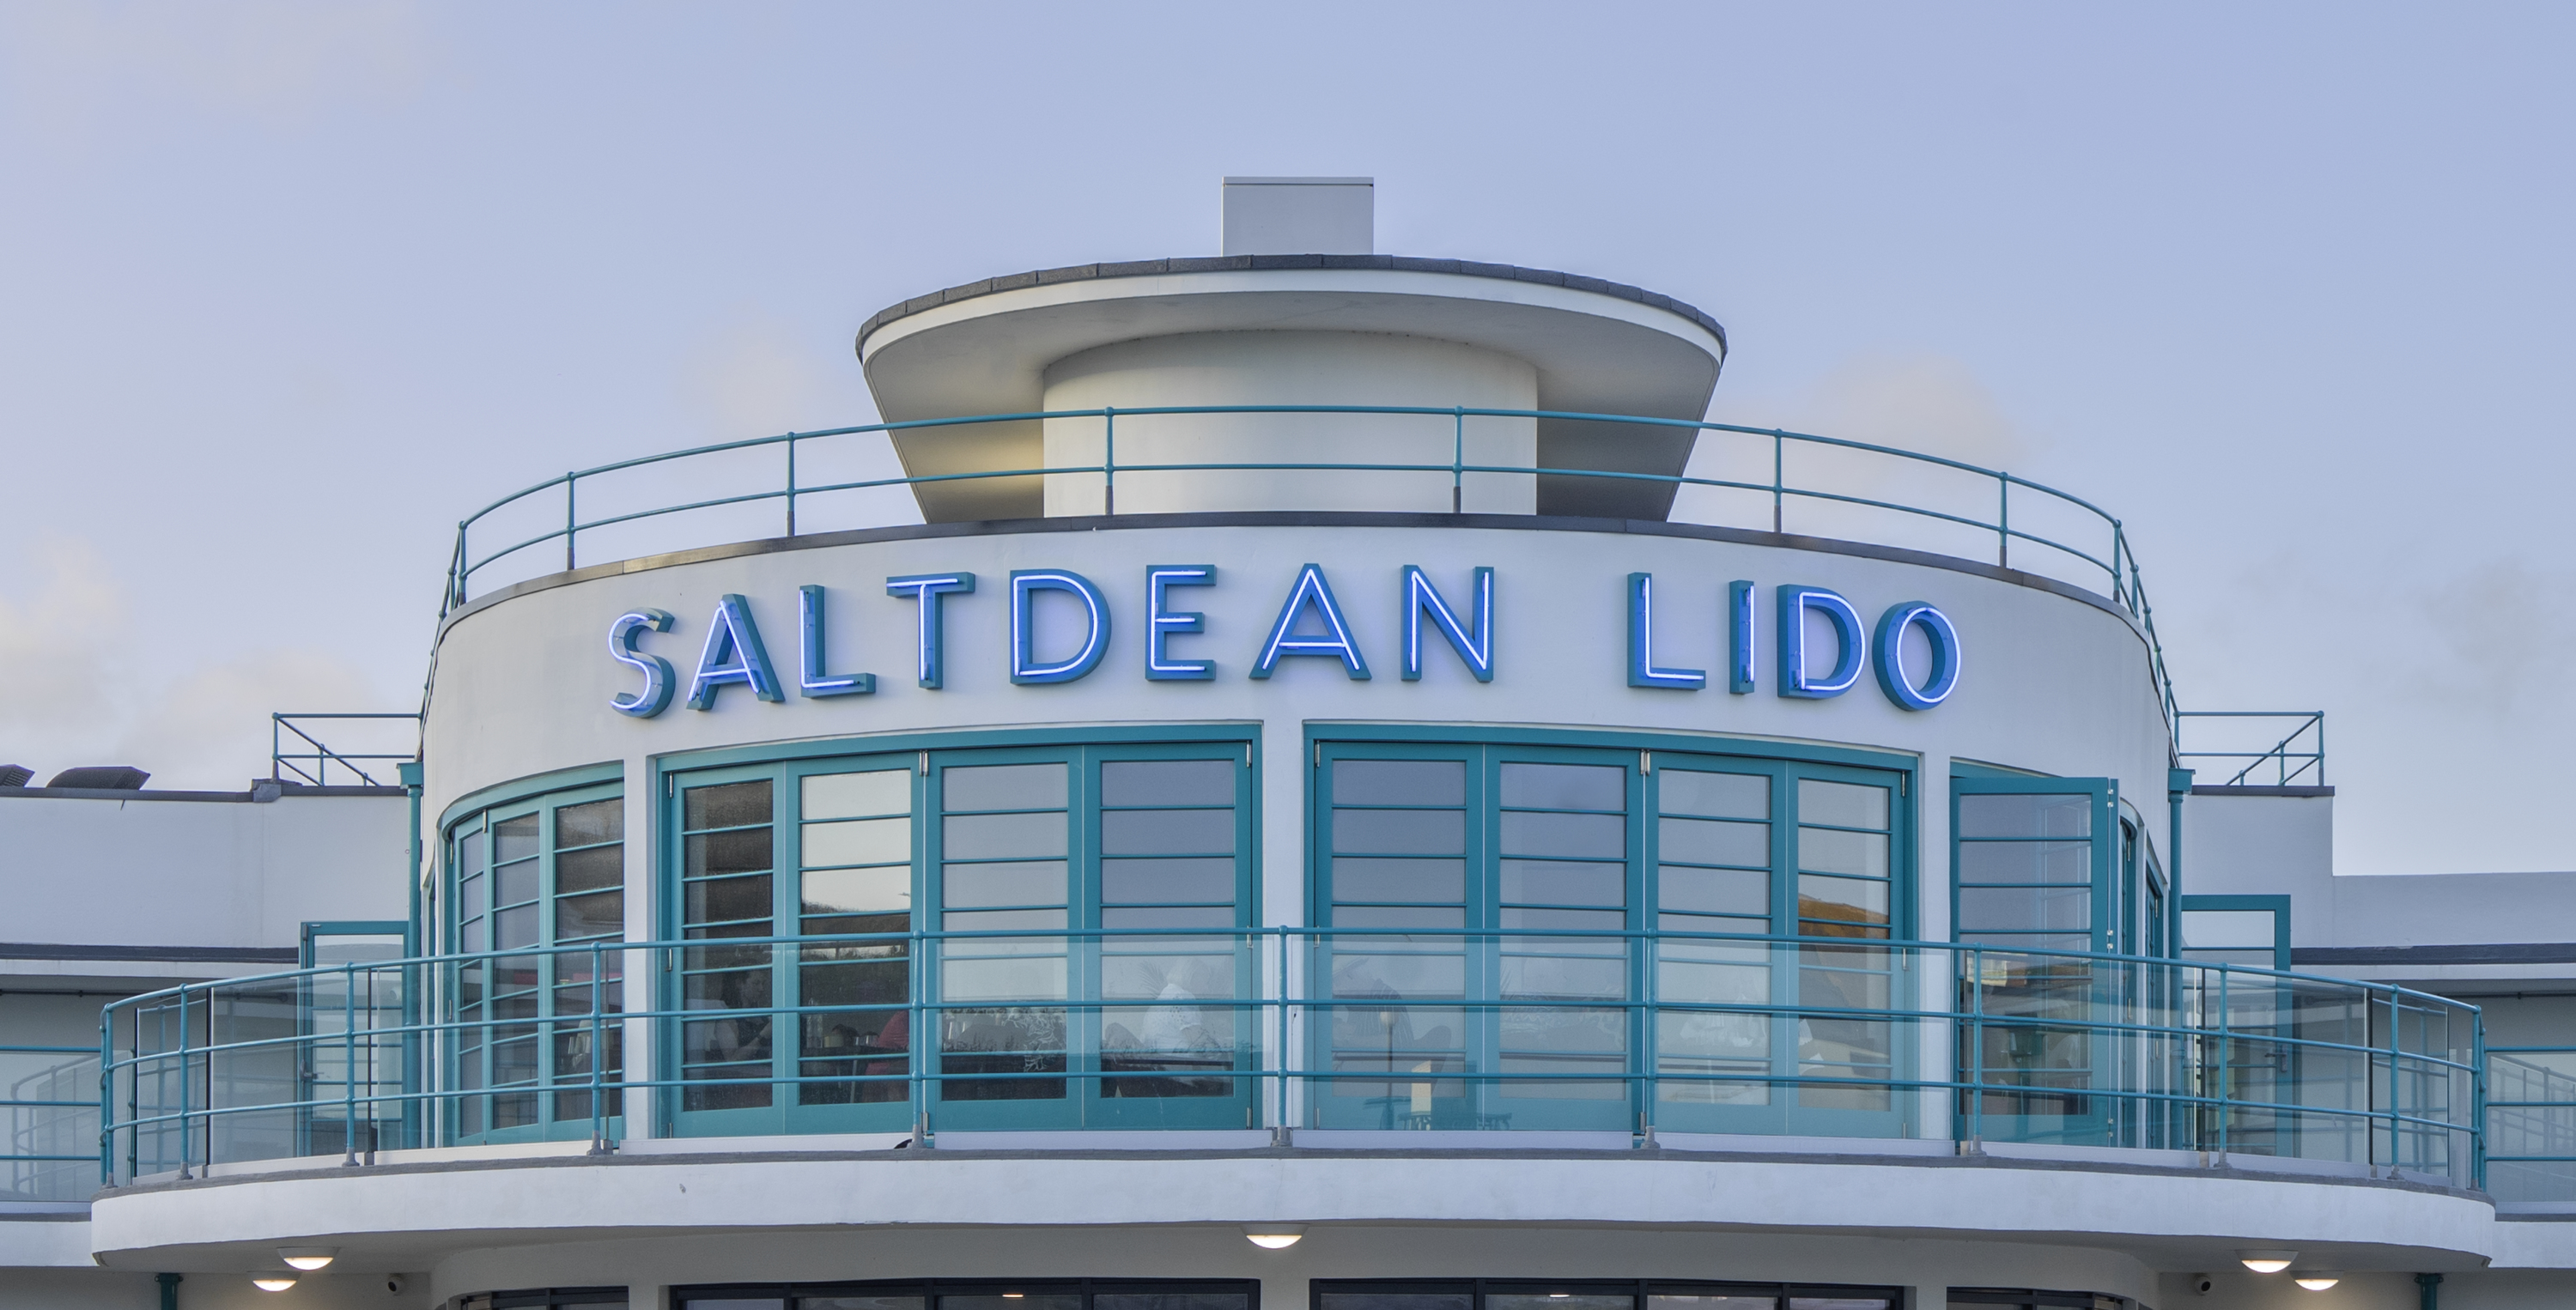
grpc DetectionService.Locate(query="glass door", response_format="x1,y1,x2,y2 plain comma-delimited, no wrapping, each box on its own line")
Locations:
1950,774,2116,1144
1650,755,1912,1138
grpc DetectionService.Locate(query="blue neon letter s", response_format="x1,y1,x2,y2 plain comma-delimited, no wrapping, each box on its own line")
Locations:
608,609,677,718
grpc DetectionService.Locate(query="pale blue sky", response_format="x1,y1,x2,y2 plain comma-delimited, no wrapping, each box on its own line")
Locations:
0,3,2567,874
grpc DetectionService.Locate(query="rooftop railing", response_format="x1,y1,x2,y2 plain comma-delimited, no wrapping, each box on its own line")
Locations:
270,712,422,788
98,930,2478,1191
432,407,2183,742
2177,711,2326,787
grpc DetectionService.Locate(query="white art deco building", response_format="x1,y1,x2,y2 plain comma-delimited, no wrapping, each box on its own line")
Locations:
5,179,2573,1310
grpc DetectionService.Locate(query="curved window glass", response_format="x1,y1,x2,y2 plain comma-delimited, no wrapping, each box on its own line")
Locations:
1311,740,1913,1137
662,738,1255,1137
442,782,623,1142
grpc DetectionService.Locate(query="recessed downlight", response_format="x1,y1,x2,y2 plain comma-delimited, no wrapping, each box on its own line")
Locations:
1244,1224,1307,1249
2239,1251,2298,1274
2294,1276,2341,1292
279,1247,337,1271
252,1274,299,1292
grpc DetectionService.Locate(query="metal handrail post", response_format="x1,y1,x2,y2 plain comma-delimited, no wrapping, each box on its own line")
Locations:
909,931,927,1144
1452,408,1465,514
1968,947,1985,1147
589,943,609,1153
175,987,191,1180
2215,966,2231,1158
785,434,799,538
2383,988,2402,1174
1996,475,2010,569
2474,1011,2488,1189
1274,929,1289,1134
1103,407,1115,517
341,964,360,1166
564,474,578,573
1771,431,1784,533
96,1006,112,1187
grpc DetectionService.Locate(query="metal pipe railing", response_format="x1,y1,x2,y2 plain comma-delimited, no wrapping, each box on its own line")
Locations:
427,406,2187,749
95,931,2481,1188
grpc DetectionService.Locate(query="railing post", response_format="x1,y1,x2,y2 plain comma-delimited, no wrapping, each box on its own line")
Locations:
910,928,928,1145
589,943,609,1154
97,1005,113,1188
785,434,799,538
174,987,191,1180
1771,431,1784,534
564,474,578,573
1103,407,1115,518
1968,947,1985,1148
1996,475,2010,569
2215,966,2231,1159
1452,408,1465,514
1637,925,1656,1146
1276,928,1291,1137
342,963,360,1166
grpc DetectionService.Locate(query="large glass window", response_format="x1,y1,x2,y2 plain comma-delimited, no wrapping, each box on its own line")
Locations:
1311,1281,1897,1310
443,784,624,1143
664,739,1255,1137
1314,740,1912,1137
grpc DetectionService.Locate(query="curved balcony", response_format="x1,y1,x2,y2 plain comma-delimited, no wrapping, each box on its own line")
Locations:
434,407,2182,731
89,932,2477,1190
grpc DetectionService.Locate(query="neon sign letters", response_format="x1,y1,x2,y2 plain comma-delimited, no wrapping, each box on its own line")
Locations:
609,566,1959,717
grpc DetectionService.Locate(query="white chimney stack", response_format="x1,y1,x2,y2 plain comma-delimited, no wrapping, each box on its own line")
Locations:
1221,177,1373,256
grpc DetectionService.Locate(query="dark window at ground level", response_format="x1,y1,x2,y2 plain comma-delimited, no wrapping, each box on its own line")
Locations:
677,1281,1256,1310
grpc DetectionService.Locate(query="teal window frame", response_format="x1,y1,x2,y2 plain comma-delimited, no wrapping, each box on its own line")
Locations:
440,777,627,1145
1307,725,1917,1137
2177,895,2292,972
1950,772,2119,1147
654,726,1263,1139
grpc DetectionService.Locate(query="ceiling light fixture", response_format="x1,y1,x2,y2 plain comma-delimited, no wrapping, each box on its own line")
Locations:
252,1274,300,1292
279,1247,337,1271
2294,1276,2341,1292
2238,1251,2298,1274
1244,1225,1307,1249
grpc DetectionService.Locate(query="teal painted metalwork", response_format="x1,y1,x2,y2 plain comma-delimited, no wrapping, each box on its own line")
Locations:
94,931,2482,1186
2176,711,2325,786
428,404,2190,749
271,712,422,788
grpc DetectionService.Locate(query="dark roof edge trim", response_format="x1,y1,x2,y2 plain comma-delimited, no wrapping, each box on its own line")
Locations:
2293,943,2576,967
856,254,1727,354
2190,785,2334,798
0,785,404,804
0,943,300,963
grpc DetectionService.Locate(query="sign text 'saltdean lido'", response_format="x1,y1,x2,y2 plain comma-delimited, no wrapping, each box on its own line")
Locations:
603,564,1960,719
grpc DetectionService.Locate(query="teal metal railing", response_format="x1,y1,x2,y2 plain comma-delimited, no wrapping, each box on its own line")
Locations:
2177,712,2326,787
429,407,2184,743
2,1044,100,1203
98,931,2478,1188
270,712,422,788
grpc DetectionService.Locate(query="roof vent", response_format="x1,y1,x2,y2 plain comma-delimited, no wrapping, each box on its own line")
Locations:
0,765,31,787
1221,177,1372,256
47,766,149,790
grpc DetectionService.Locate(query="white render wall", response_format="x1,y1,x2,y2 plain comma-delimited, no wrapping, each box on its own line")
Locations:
424,520,2171,1139
1039,333,1540,515
0,792,410,972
